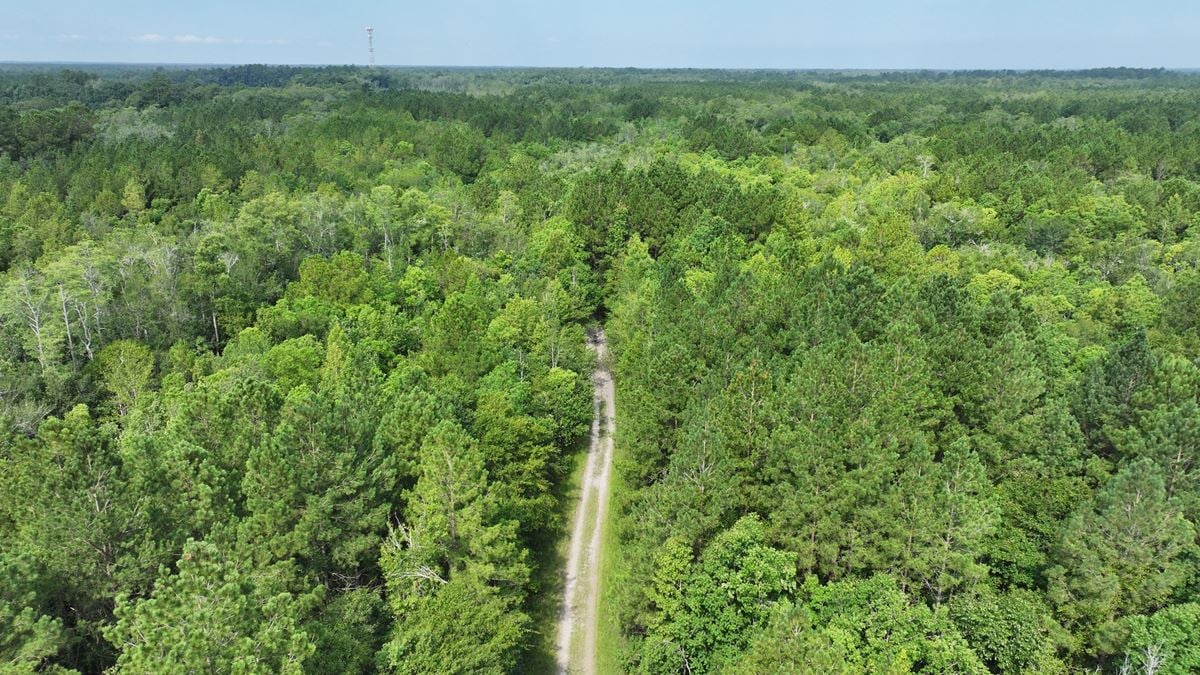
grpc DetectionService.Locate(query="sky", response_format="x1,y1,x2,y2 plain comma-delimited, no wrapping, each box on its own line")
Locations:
1,0,1198,69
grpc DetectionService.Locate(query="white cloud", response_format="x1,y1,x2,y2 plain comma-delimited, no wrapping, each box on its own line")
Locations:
173,34,224,45
229,37,288,46
57,33,84,41
129,33,287,46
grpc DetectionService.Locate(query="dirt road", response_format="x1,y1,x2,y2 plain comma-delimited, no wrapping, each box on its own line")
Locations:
555,327,615,675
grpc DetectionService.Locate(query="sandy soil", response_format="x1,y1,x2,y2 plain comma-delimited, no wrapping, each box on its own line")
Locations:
555,327,615,675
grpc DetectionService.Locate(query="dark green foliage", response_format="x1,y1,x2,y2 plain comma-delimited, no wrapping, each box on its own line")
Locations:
0,554,70,673
3,65,1200,673
1047,460,1197,650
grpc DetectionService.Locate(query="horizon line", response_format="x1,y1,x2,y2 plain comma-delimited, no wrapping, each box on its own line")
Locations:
0,60,1197,73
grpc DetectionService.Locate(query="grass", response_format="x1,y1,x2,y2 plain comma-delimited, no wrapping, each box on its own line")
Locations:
595,399,628,674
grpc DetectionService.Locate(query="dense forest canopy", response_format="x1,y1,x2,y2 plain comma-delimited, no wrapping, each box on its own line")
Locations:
1,64,1200,673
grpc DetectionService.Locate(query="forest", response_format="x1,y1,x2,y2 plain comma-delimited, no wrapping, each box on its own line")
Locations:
1,65,1199,674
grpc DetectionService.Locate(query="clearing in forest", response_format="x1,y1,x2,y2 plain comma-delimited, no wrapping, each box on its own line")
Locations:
555,328,616,675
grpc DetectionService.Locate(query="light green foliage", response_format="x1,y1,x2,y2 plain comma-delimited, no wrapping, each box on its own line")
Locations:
637,515,795,673
377,573,526,674
2,267,65,373
288,252,373,306
95,339,153,415
730,575,987,674
1114,604,1200,675
486,296,545,378
947,586,1067,673
379,420,530,673
534,365,592,449
105,540,317,674
3,66,1200,673
260,334,324,392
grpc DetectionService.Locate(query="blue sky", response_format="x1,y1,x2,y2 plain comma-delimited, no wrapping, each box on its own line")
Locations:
1,0,1197,69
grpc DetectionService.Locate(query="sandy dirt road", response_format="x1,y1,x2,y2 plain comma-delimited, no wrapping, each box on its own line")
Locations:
555,327,615,675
